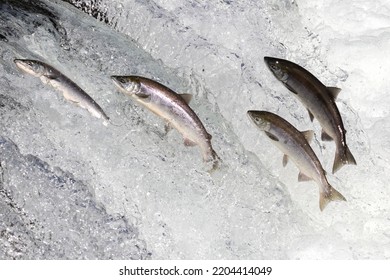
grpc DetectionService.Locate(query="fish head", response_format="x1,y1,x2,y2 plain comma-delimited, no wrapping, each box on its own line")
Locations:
14,59,45,77
247,110,271,131
264,57,289,83
111,76,141,95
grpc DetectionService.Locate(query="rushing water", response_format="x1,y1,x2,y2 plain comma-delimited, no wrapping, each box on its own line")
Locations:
0,0,389,259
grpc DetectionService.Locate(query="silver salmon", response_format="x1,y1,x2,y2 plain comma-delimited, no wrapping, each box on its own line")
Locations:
14,59,109,123
111,75,219,169
264,57,356,173
248,110,346,211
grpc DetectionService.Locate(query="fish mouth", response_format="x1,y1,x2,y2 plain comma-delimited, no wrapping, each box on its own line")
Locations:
264,56,278,67
14,58,26,69
264,56,281,73
263,57,288,82
247,110,269,130
111,75,141,94
110,75,120,82
110,75,124,88
247,110,261,121
14,58,37,75
247,110,257,118
264,56,274,63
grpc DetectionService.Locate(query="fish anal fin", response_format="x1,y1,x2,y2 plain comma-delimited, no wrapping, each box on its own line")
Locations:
319,185,346,211
265,131,279,142
321,130,333,141
282,154,288,167
301,130,314,143
308,110,314,122
298,171,312,182
327,87,342,100
180,93,193,104
184,138,197,147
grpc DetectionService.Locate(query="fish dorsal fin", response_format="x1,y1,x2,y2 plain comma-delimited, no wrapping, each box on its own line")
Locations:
180,93,193,104
301,130,314,143
321,129,333,141
283,154,288,167
327,87,341,100
298,171,312,182
308,110,314,122
184,138,197,147
265,131,279,142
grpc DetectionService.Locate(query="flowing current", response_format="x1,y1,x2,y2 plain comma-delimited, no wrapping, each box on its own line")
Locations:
0,0,389,259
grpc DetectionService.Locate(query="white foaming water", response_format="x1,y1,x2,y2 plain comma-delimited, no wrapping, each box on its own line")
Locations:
0,0,389,259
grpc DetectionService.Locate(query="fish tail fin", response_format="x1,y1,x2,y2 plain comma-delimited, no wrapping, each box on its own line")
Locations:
319,184,347,211
206,149,221,174
332,145,357,174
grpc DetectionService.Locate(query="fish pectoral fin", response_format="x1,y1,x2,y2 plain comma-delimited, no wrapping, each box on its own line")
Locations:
298,172,312,182
180,93,193,104
321,130,333,141
184,138,197,147
264,131,279,142
40,76,52,84
308,110,314,122
135,92,151,101
67,98,80,104
282,154,288,167
327,87,342,100
301,130,314,143
44,72,57,80
285,83,298,95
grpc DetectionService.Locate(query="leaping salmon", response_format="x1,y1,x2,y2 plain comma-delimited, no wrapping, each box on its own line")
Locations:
248,110,346,211
111,75,219,170
264,56,356,173
14,59,109,124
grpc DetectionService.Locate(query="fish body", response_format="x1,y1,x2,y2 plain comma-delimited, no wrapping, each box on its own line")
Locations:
264,56,356,173
247,110,346,211
14,59,109,122
111,75,219,168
